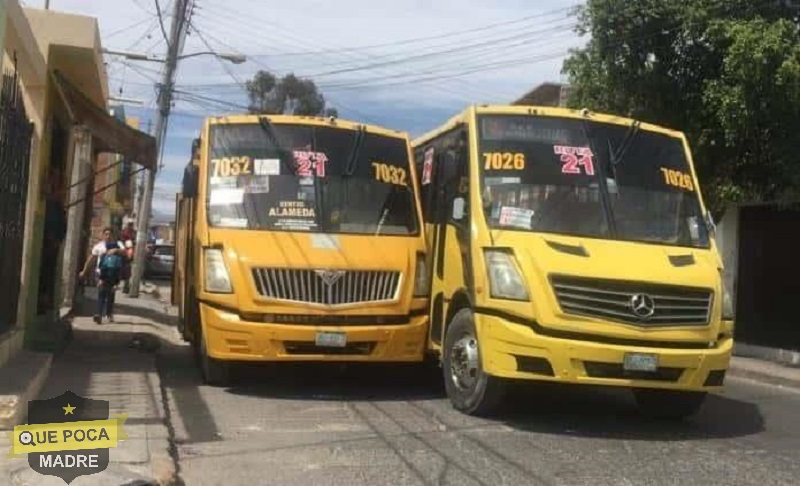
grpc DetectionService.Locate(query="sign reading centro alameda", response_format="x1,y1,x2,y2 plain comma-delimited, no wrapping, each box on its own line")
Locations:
6,391,128,484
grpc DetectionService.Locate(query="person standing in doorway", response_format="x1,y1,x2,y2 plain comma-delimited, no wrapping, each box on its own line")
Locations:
121,221,136,243
79,227,127,323
38,169,67,314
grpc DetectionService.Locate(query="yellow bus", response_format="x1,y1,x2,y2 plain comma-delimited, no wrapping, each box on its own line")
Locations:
173,114,430,385
411,105,734,419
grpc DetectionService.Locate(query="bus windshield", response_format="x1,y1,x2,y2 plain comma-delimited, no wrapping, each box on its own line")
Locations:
478,114,710,249
206,122,419,236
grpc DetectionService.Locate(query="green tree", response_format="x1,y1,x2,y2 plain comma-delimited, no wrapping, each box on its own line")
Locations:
246,70,338,117
562,0,800,215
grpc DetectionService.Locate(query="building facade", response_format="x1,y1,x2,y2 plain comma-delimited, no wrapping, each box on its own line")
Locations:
0,1,156,369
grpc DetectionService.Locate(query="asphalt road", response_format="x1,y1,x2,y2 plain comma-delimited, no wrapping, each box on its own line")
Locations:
154,333,799,484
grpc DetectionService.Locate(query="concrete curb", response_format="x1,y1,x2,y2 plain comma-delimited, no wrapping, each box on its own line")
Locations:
733,342,800,368
728,356,800,391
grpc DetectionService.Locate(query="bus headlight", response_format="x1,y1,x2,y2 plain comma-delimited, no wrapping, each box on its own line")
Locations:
204,248,233,293
413,253,430,297
485,250,529,301
721,272,735,320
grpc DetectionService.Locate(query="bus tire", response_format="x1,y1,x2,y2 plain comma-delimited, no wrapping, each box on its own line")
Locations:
442,308,506,417
199,330,230,387
184,287,200,344
632,388,707,420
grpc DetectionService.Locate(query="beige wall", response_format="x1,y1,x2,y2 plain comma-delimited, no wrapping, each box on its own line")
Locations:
1,2,113,354
22,7,108,105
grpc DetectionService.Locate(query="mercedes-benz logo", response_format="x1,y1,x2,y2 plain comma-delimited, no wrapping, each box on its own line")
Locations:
315,269,345,286
630,293,656,319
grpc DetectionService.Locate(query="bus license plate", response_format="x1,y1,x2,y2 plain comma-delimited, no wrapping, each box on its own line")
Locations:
623,353,658,372
315,331,347,348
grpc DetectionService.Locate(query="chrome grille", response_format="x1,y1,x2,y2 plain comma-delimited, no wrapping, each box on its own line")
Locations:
550,275,713,326
252,268,402,305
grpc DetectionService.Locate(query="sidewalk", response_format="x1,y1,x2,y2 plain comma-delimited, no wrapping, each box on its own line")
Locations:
728,340,800,391
0,287,182,486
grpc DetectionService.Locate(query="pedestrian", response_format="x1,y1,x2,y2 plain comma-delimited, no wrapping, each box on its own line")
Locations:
79,227,127,324
37,168,67,314
121,239,134,294
121,221,136,243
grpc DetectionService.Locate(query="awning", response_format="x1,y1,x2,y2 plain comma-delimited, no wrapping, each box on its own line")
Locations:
52,70,157,170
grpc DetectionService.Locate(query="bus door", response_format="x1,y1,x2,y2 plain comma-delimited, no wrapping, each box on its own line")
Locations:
428,130,472,348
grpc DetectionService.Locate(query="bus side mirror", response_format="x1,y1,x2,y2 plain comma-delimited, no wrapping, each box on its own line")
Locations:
182,165,198,198
452,197,466,221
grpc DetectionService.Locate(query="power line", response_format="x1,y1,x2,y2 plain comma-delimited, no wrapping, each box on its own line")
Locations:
317,31,580,90
239,3,581,57
154,0,171,47
192,7,531,103
195,6,575,74
103,16,156,40
304,21,577,79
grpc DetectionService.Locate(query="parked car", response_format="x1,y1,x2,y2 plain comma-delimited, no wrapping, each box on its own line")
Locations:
144,243,174,278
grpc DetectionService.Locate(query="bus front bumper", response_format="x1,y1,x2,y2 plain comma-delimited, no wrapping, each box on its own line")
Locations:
199,302,428,362
476,313,733,391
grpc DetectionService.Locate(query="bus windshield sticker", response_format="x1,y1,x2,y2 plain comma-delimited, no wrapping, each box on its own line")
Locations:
498,206,534,229
371,161,408,186
659,167,695,191
243,176,270,194
268,200,316,219
209,188,244,206
211,156,252,177
293,149,328,178
209,176,238,188
484,176,521,186
554,146,595,175
421,147,434,185
254,158,281,176
483,152,526,171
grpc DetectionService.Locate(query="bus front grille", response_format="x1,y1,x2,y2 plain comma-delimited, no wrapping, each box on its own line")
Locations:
550,274,713,327
252,268,402,306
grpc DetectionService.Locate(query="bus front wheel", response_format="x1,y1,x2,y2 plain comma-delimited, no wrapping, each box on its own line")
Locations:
442,309,506,416
632,388,707,420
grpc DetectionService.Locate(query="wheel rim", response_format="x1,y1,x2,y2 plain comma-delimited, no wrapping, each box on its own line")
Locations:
449,333,479,392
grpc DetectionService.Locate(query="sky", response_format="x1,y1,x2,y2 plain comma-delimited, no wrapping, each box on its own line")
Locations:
26,0,588,217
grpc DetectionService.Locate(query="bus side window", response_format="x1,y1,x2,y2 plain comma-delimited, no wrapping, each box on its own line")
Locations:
182,164,198,198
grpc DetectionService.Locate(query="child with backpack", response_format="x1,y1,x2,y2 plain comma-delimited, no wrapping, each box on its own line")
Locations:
79,227,127,324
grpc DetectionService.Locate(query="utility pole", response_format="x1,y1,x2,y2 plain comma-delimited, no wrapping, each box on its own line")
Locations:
128,0,192,298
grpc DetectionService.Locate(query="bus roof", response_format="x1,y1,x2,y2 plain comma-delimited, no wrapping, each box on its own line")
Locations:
204,113,410,141
411,104,685,147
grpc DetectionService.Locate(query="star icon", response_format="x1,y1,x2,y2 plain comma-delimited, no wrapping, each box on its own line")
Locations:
63,403,76,415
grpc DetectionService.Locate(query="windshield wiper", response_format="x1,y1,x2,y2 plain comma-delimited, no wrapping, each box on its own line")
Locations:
581,118,617,237
344,126,366,177
608,119,641,169
257,117,296,176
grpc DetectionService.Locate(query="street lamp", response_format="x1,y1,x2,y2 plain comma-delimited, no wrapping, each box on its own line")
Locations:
102,49,247,64
178,51,247,64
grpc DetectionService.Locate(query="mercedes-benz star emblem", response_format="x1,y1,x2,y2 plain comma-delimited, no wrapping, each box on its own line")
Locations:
630,293,656,319
315,270,345,286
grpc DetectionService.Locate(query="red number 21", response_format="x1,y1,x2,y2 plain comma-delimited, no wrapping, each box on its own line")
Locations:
555,146,595,175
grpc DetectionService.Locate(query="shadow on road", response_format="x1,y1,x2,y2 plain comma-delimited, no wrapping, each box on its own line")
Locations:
494,381,765,441
221,362,765,442
225,361,446,402
70,290,765,446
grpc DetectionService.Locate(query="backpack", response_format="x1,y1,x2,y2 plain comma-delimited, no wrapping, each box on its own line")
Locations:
99,244,124,282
